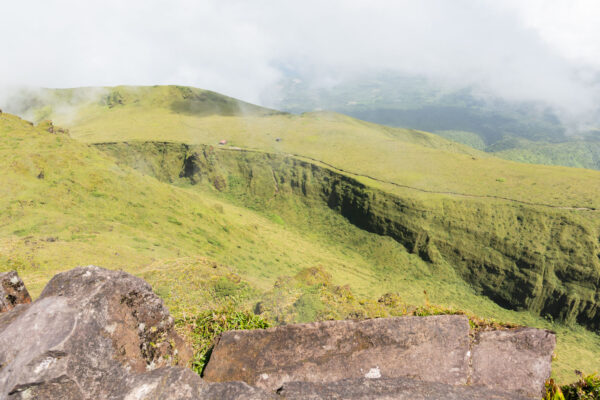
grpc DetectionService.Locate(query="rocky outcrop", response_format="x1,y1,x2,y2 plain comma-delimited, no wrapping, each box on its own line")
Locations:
0,266,273,400
0,267,556,399
0,271,31,313
471,328,556,395
204,315,555,398
203,315,471,390
277,377,534,400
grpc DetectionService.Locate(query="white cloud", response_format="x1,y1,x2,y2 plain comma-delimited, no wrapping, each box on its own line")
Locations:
1,0,599,123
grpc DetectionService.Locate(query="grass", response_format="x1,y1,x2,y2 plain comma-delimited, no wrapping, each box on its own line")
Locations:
1,87,600,384
0,113,403,299
434,130,487,150
97,140,600,332
171,268,515,376
12,85,600,209
176,306,270,375
495,139,600,171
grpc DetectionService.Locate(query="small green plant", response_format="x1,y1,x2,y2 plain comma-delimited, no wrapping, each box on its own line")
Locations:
562,372,600,399
167,216,182,225
176,307,270,375
545,379,566,400
545,372,600,400
293,293,325,323
270,214,285,225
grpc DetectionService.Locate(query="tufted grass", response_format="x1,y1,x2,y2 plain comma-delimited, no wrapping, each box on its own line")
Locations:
10,85,600,210
1,90,600,384
175,307,270,375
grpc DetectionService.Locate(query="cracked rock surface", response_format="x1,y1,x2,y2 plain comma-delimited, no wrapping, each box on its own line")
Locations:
204,315,555,398
0,266,556,399
204,315,471,390
0,266,273,400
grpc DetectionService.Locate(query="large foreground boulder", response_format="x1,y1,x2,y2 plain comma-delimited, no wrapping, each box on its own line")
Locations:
0,271,31,313
204,315,555,398
0,266,557,399
0,266,274,400
204,315,471,390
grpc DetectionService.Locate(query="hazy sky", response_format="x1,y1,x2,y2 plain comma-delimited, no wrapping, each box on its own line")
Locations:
1,0,599,122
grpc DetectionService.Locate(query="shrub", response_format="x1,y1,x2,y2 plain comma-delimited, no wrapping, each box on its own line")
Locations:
293,293,325,323
545,372,600,400
176,307,270,375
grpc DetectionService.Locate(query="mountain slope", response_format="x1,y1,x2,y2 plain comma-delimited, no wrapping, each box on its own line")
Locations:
7,85,600,209
2,108,600,379
6,87,600,326
493,139,600,170
0,112,403,296
1,112,599,380
272,73,600,171
272,73,568,143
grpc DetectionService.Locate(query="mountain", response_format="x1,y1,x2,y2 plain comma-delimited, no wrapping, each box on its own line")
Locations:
1,86,600,380
6,85,600,208
271,73,568,142
271,73,600,170
492,138,600,170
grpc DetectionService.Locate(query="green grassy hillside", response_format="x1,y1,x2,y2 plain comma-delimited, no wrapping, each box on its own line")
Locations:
272,73,600,172
94,139,600,329
273,73,568,145
4,112,435,299
2,84,600,381
9,85,600,209
493,139,600,170
7,87,600,328
0,111,598,380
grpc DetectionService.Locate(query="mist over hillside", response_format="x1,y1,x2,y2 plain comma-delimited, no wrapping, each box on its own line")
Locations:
269,72,600,170
2,1,600,395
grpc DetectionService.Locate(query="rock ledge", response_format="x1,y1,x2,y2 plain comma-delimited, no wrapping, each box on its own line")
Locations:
0,267,555,399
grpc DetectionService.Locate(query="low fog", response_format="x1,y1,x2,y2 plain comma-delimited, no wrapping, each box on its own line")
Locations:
1,0,599,127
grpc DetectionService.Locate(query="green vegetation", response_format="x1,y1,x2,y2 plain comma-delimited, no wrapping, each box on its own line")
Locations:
494,139,600,171
11,85,600,209
275,72,567,145
173,265,518,376
545,373,600,399
434,130,486,150
1,84,600,383
98,141,600,333
273,73,600,172
176,307,270,375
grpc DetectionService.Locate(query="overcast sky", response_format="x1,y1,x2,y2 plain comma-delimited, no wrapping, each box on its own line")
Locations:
1,0,599,123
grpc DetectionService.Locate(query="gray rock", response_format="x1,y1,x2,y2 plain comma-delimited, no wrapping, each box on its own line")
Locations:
203,315,471,390
7,367,275,400
201,381,278,400
123,368,275,400
0,266,276,400
471,327,555,398
0,265,556,399
0,266,193,399
0,271,31,313
277,377,536,400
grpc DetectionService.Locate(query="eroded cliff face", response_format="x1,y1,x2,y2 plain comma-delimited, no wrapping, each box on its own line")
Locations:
96,142,600,330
